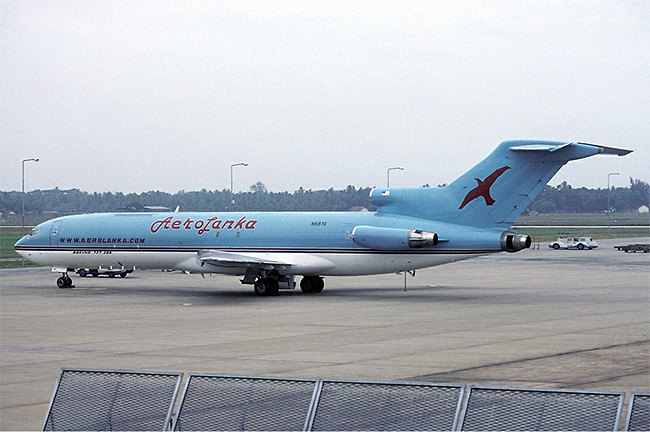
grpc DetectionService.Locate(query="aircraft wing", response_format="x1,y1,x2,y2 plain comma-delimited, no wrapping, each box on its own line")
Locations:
197,250,293,271
197,250,336,274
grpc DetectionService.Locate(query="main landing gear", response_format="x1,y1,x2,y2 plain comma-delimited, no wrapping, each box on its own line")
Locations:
56,273,74,288
300,276,324,294
248,271,325,297
253,278,280,296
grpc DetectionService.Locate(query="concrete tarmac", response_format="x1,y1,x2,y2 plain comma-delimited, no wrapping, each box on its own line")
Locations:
1,238,649,430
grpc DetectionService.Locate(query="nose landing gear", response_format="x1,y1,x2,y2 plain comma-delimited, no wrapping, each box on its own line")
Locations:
56,273,74,288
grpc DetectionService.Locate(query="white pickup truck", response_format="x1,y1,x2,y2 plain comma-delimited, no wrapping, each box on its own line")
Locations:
549,236,598,250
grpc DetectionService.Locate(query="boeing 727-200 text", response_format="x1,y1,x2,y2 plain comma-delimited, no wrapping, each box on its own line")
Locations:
15,140,631,295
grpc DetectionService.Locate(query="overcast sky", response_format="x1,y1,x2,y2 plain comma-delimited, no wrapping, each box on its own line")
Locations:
1,1,648,194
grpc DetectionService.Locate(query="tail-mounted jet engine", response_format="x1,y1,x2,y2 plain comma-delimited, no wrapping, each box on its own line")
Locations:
352,226,438,250
500,230,531,252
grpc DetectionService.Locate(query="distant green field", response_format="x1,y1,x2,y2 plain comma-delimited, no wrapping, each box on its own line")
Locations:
514,227,650,243
514,212,649,226
0,216,49,227
513,212,650,242
0,227,38,268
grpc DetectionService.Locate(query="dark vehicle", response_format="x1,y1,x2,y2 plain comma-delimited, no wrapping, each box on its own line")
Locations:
614,244,650,253
76,268,133,278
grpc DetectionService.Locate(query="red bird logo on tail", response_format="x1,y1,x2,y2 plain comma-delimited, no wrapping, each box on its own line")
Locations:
459,166,511,209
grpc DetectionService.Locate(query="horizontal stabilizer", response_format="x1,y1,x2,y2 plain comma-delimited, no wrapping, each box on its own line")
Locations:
587,143,633,156
509,142,632,156
508,143,572,152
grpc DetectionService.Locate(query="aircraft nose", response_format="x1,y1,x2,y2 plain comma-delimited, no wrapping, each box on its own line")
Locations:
14,234,27,248
14,236,29,261
14,225,42,250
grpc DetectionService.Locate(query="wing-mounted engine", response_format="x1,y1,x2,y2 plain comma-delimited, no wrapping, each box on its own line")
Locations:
500,230,531,252
352,226,438,250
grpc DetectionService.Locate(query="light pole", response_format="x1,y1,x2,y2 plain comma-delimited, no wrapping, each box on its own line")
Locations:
22,158,39,267
387,166,404,187
22,158,39,229
230,162,248,210
607,172,619,238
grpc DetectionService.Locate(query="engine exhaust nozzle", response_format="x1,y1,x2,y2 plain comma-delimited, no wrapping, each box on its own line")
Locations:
408,229,438,248
501,231,531,252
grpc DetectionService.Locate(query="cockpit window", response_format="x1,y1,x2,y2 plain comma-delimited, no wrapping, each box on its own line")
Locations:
29,228,40,237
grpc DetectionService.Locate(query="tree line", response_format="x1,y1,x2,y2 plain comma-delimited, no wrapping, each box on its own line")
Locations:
1,178,648,217
526,178,649,213
0,185,374,215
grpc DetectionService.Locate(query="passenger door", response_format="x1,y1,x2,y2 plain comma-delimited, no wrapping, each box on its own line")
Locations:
50,220,62,246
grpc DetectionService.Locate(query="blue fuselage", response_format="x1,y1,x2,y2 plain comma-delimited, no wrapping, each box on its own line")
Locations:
15,211,504,276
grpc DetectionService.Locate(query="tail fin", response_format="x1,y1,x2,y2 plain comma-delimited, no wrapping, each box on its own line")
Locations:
370,140,631,228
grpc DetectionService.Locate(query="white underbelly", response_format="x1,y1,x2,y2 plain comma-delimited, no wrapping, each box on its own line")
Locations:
18,249,193,271
18,248,489,276
318,252,486,276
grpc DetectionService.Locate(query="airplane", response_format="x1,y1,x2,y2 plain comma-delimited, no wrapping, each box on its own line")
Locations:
15,140,631,296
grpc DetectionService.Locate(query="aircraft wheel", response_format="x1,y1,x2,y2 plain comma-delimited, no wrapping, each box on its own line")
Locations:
269,279,279,295
56,276,73,288
300,277,314,293
300,276,324,294
314,277,324,293
254,278,279,296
